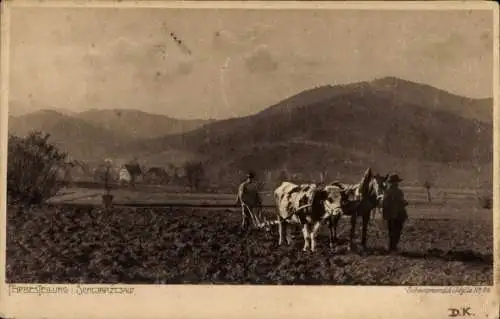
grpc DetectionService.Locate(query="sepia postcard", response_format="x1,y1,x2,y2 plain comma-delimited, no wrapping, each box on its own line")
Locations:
0,1,499,318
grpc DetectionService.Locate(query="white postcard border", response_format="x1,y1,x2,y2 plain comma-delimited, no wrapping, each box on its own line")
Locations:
0,1,498,319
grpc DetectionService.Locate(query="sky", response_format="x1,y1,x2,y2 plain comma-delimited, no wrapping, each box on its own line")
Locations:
8,6,494,120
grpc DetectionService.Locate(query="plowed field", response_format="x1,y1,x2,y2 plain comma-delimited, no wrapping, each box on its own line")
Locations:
6,205,493,285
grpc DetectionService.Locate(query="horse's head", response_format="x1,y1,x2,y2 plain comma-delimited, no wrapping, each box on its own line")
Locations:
358,168,388,208
372,172,390,206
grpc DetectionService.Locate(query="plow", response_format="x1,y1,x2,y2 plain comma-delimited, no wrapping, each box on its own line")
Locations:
241,202,358,241
241,203,276,231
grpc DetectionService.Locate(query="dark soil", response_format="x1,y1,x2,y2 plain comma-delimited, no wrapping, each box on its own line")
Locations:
6,206,493,285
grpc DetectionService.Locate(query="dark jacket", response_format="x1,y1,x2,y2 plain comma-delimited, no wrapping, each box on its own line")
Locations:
236,180,262,207
382,185,408,221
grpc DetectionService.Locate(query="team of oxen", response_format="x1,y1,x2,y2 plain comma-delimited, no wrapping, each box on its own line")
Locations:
246,168,390,252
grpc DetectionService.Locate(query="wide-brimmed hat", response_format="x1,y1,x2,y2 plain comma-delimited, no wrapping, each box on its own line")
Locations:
387,174,403,183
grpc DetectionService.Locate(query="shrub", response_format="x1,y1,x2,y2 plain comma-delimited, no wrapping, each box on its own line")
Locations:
423,180,432,203
7,131,68,205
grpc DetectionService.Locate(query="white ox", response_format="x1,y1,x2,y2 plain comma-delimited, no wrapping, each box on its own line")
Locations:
272,182,348,252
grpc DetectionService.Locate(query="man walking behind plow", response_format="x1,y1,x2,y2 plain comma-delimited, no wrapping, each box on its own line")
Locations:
382,173,409,254
236,171,263,232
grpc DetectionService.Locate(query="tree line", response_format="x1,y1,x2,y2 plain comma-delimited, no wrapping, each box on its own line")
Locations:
7,131,492,209
7,132,208,205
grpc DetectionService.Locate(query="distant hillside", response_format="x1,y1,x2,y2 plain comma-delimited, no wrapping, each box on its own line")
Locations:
263,77,492,124
8,108,214,161
76,109,213,139
127,77,493,188
8,77,493,189
369,77,492,124
8,110,134,161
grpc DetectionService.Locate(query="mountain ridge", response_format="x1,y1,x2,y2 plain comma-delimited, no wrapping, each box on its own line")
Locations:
121,77,492,187
7,108,213,161
260,76,492,123
75,108,214,138
8,76,493,187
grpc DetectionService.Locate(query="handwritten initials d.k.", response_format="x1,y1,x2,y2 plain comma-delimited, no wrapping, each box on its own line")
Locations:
448,307,472,317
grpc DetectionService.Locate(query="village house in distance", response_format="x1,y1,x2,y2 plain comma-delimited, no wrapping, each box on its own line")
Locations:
118,163,143,186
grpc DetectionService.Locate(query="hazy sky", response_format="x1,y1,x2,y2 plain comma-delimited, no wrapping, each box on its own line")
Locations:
9,7,494,119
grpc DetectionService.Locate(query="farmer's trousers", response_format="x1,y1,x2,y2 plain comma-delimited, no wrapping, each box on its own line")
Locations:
241,204,264,231
386,218,405,251
241,205,254,231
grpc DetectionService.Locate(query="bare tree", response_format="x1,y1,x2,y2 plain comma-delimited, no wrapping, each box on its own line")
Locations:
103,159,113,194
94,160,114,192
423,180,432,203
319,170,329,184
184,161,205,191
97,159,114,208
418,161,434,204
263,169,272,191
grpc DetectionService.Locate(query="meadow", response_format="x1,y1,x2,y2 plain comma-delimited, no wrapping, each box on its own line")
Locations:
6,185,493,285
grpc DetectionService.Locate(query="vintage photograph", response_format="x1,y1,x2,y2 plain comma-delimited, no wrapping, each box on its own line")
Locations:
3,3,495,288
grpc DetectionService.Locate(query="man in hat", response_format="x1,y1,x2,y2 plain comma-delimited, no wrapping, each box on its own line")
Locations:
381,173,409,253
236,171,262,232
